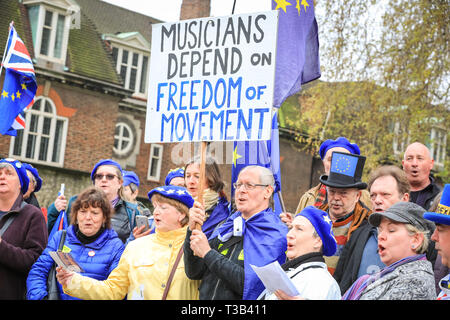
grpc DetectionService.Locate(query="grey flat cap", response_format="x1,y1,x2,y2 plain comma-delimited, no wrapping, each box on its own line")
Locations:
369,201,435,231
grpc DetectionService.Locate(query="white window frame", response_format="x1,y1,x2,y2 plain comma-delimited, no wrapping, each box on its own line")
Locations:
430,127,447,168
113,121,134,156
9,96,68,167
30,4,71,64
113,45,149,97
147,144,163,182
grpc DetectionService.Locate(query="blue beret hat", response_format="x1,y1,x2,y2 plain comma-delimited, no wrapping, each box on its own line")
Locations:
90,159,123,181
22,163,42,192
148,185,194,209
424,184,450,225
123,170,139,187
164,167,185,186
319,137,360,160
296,206,337,256
0,158,29,194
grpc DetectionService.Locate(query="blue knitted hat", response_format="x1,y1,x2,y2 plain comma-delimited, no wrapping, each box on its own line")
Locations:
296,206,337,256
123,170,139,187
90,159,123,182
0,158,29,194
319,137,360,160
148,185,194,209
22,163,42,192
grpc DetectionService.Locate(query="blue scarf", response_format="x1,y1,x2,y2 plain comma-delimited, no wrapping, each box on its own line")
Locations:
202,197,230,239
342,254,427,300
215,208,288,300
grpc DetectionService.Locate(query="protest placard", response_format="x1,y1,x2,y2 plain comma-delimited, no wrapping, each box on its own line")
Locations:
145,11,278,143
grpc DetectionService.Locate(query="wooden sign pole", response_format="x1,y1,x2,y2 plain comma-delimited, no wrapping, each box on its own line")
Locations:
195,141,207,231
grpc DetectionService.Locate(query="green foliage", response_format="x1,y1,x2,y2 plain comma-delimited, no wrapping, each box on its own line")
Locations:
283,0,449,178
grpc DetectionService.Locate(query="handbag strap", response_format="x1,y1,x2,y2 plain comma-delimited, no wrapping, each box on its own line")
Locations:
162,247,184,300
0,202,27,237
58,230,67,251
0,214,16,237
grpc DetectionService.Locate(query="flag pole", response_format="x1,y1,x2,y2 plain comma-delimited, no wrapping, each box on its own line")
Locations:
0,21,13,79
277,190,286,213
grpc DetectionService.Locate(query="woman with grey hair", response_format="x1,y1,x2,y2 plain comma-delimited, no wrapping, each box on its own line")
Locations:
342,201,436,300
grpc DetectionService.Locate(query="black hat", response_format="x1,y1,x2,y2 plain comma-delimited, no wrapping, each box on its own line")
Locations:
319,152,367,189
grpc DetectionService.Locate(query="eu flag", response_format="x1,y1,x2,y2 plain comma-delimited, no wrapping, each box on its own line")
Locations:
231,110,283,213
331,153,359,177
0,24,37,136
272,0,321,108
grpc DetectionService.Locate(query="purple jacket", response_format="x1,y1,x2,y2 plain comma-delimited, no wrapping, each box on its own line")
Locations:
0,194,48,299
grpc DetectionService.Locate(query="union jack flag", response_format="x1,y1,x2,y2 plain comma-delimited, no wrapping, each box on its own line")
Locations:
0,22,37,136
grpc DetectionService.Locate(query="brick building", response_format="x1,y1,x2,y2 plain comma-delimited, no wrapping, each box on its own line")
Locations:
0,0,321,212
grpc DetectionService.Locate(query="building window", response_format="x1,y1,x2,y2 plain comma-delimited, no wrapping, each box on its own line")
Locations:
392,121,410,156
10,96,68,166
430,127,447,168
113,121,134,156
147,144,163,181
27,4,70,64
112,46,149,95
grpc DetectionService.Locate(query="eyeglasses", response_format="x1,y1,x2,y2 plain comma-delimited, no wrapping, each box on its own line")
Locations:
233,182,268,191
93,173,117,181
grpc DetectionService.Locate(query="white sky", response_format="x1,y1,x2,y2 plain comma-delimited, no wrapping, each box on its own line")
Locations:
101,0,272,22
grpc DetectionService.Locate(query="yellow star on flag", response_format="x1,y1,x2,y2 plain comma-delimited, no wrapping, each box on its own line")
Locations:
274,0,292,13
21,83,27,90
296,0,309,14
301,0,309,12
1,90,8,99
16,91,21,99
11,93,15,102
232,146,242,167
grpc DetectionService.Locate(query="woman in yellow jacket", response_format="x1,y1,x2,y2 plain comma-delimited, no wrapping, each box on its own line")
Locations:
56,185,199,300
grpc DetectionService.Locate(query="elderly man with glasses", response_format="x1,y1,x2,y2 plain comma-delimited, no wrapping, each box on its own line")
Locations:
183,165,288,300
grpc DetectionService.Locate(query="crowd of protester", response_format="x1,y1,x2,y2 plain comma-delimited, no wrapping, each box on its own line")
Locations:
0,137,448,301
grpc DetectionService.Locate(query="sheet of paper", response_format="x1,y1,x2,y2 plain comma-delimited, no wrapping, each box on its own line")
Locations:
250,261,300,297
49,251,84,273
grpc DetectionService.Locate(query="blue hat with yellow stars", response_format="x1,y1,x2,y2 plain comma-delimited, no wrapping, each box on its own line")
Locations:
296,206,337,256
148,185,194,209
319,151,367,189
0,158,29,194
424,184,450,225
164,167,185,186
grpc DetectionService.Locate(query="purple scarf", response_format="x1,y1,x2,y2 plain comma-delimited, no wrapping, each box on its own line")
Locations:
342,254,427,300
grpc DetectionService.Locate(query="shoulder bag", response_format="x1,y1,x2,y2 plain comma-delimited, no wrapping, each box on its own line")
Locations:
47,230,67,300
162,247,184,300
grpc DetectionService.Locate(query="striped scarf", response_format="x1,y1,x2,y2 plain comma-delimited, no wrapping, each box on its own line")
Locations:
314,183,328,207
342,254,427,300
